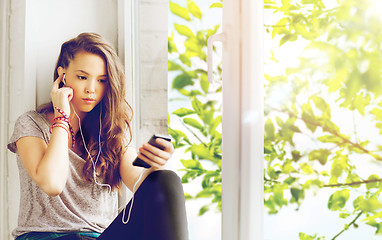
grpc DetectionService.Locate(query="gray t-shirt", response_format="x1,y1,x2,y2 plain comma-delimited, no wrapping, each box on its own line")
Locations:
7,110,118,238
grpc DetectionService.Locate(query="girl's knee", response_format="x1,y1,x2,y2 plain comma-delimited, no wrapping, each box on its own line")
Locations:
147,170,181,185
144,170,184,204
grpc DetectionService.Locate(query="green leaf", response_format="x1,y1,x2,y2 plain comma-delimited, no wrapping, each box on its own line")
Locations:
300,163,313,174
184,37,203,55
356,196,382,213
180,159,203,170
168,60,183,71
301,103,317,132
284,177,297,185
207,25,220,39
292,150,302,161
173,108,195,117
169,2,191,21
317,135,343,144
330,157,347,178
168,35,178,53
183,117,204,130
311,96,331,119
371,108,382,121
168,128,191,146
196,189,213,198
209,116,222,134
198,205,210,216
191,144,216,161
191,97,204,115
298,232,322,240
179,54,192,67
188,0,202,19
174,24,195,38
273,184,287,207
210,3,223,8
173,73,194,89
279,33,297,46
184,192,193,200
181,170,201,183
308,149,331,165
200,74,210,93
346,173,361,188
291,188,304,204
272,18,289,38
265,118,276,141
366,174,380,190
328,189,350,211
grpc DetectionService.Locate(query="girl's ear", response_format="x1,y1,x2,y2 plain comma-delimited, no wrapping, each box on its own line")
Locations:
57,66,65,76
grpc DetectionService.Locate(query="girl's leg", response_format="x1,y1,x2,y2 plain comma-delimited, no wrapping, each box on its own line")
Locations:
98,170,188,240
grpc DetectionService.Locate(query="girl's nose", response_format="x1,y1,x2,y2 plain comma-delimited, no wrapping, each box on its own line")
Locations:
85,79,96,93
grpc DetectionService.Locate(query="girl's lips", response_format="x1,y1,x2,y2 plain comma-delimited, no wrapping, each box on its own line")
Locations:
83,98,96,104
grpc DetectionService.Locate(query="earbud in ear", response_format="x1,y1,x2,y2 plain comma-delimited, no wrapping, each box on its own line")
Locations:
62,74,66,85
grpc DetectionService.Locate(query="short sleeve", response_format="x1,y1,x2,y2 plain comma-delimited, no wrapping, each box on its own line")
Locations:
7,111,47,154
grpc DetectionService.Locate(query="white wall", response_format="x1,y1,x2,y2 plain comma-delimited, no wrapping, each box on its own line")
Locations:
136,0,169,143
25,0,118,106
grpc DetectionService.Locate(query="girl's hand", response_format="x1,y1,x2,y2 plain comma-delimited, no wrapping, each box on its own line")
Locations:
50,74,73,117
137,138,174,170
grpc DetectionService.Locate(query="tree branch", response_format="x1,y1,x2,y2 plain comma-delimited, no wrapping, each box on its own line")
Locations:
264,177,281,184
264,24,290,28
331,211,362,240
323,178,382,188
178,119,208,147
272,107,382,161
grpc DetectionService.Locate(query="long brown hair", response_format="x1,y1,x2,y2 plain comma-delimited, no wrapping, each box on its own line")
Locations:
38,33,133,190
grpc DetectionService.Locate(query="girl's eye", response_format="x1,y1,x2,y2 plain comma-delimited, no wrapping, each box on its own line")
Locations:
99,79,108,83
77,75,87,80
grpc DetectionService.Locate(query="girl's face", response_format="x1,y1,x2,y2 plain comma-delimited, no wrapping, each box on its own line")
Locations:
60,51,108,114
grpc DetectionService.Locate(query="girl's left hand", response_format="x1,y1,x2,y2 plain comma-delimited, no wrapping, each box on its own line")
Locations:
137,138,174,170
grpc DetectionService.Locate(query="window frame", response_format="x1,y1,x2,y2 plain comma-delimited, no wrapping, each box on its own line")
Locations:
220,0,264,239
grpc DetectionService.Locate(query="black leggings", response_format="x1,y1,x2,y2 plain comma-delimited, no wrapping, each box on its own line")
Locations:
98,170,188,240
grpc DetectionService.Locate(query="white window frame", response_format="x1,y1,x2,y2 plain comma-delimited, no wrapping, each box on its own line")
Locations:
0,0,10,239
220,0,264,239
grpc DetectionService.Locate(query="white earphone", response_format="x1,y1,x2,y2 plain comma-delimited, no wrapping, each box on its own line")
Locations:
62,74,67,86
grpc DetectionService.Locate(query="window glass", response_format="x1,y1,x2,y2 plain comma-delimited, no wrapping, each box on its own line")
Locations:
264,0,382,239
168,1,223,239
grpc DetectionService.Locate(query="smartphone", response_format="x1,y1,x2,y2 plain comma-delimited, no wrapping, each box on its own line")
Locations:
132,134,172,168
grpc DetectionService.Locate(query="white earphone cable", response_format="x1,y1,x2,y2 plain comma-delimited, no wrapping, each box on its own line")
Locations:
71,103,112,193
70,102,143,224
121,168,146,224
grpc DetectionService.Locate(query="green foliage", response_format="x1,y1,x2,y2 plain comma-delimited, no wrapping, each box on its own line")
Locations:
265,0,382,238
299,232,325,240
169,0,223,215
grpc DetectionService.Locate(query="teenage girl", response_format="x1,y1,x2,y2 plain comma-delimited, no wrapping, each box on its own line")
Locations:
7,32,188,240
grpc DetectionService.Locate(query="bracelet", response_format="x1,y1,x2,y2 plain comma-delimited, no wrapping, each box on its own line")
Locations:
54,106,70,119
52,106,75,148
50,123,70,139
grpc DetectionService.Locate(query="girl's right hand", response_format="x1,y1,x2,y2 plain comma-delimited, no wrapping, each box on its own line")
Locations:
50,73,73,117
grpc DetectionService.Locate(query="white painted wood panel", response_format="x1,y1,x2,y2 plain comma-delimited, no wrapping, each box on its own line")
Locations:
220,0,264,239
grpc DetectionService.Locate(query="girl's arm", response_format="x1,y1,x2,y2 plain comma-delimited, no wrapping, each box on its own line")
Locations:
16,127,70,196
16,74,73,196
120,138,174,192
